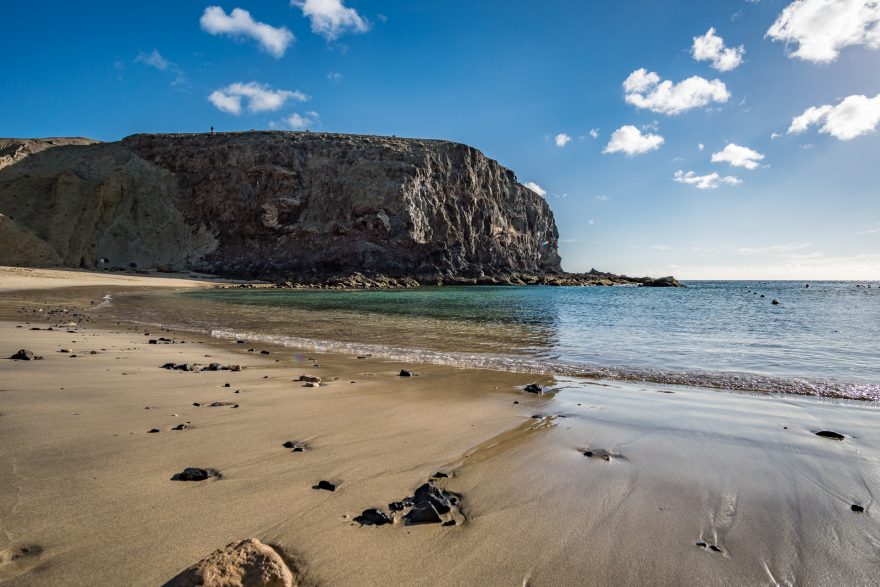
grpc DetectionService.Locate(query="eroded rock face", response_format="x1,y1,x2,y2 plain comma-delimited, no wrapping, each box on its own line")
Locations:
0,132,561,279
164,538,294,587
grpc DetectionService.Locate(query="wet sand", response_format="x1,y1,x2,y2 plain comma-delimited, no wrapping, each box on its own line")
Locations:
0,269,877,586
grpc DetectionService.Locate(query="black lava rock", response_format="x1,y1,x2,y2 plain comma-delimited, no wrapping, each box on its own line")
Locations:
173,467,210,481
354,508,392,526
10,349,42,361
399,369,413,377
815,430,845,440
314,480,336,492
524,383,543,393
851,504,865,513
147,428,160,433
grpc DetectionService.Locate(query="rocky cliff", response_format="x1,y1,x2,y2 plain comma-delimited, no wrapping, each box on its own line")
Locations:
0,132,563,280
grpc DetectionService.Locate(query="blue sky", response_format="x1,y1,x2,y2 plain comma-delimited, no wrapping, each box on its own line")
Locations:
3,0,879,279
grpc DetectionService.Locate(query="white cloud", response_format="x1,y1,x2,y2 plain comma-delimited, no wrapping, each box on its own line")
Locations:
787,93,880,140
623,68,730,115
589,128,600,139
292,0,370,41
699,143,705,151
711,143,766,169
135,49,169,71
554,133,572,147
286,111,320,129
674,170,741,189
767,0,880,63
594,194,609,201
201,6,294,58
603,125,664,155
208,82,307,115
524,182,546,197
771,132,782,139
327,71,344,83
692,27,745,71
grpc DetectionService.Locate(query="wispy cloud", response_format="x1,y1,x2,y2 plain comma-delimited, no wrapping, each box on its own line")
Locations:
326,71,345,83
736,242,812,254
134,49,187,87
674,170,740,189
524,182,546,197
285,111,320,129
200,6,294,58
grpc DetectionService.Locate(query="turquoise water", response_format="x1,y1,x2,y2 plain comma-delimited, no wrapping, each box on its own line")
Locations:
111,281,880,400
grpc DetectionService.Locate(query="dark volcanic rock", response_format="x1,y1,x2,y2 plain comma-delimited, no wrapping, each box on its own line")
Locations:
354,508,392,526
851,504,865,513
638,275,683,287
0,132,561,279
523,383,543,393
314,480,336,492
172,467,217,481
10,349,42,360
399,369,413,377
815,430,845,440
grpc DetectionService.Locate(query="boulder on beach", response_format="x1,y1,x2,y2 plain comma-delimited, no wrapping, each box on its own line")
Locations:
298,374,321,383
163,538,295,587
10,349,42,360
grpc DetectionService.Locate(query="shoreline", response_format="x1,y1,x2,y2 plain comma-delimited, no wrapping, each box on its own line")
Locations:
1,269,877,585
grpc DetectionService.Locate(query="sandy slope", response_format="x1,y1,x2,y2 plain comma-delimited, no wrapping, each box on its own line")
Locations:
0,270,877,586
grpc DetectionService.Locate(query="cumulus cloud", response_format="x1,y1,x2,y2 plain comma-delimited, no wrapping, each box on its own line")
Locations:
286,111,320,129
292,0,369,41
788,93,880,140
208,82,308,115
674,170,741,189
524,182,546,197
200,6,294,58
623,68,730,115
711,143,766,169
589,128,599,139
767,0,880,63
554,133,572,147
692,28,745,71
603,125,665,156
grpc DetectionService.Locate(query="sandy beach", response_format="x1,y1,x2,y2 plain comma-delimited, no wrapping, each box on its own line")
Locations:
0,268,877,586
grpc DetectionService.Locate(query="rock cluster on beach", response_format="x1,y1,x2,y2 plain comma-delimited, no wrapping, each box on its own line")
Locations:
354,479,464,527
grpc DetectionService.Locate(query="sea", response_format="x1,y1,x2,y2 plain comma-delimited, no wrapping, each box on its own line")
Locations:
105,281,880,401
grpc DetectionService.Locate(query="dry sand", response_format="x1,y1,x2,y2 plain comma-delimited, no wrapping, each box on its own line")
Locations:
0,268,877,586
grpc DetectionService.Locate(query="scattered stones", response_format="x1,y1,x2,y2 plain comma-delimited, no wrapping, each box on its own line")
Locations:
432,471,449,479
523,383,543,394
314,480,336,492
164,538,294,587
172,467,219,482
696,541,723,553
399,369,413,377
298,374,321,383
282,441,306,452
147,428,160,434
205,363,242,372
815,430,845,440
582,448,626,462
9,349,42,361
851,504,865,513
171,424,191,431
260,350,270,355
354,508,392,526
59,348,72,353
771,299,780,305
303,381,320,388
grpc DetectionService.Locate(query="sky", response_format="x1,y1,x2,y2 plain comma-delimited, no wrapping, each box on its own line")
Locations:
2,0,879,279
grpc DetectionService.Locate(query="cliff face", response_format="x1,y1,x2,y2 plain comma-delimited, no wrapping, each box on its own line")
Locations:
0,132,561,279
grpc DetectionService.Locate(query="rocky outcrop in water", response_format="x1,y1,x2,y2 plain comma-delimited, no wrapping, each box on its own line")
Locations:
0,132,560,279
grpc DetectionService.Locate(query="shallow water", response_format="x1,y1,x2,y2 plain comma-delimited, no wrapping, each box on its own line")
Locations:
105,281,880,400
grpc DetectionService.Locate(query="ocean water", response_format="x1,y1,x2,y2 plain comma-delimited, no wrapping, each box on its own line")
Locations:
108,281,880,400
